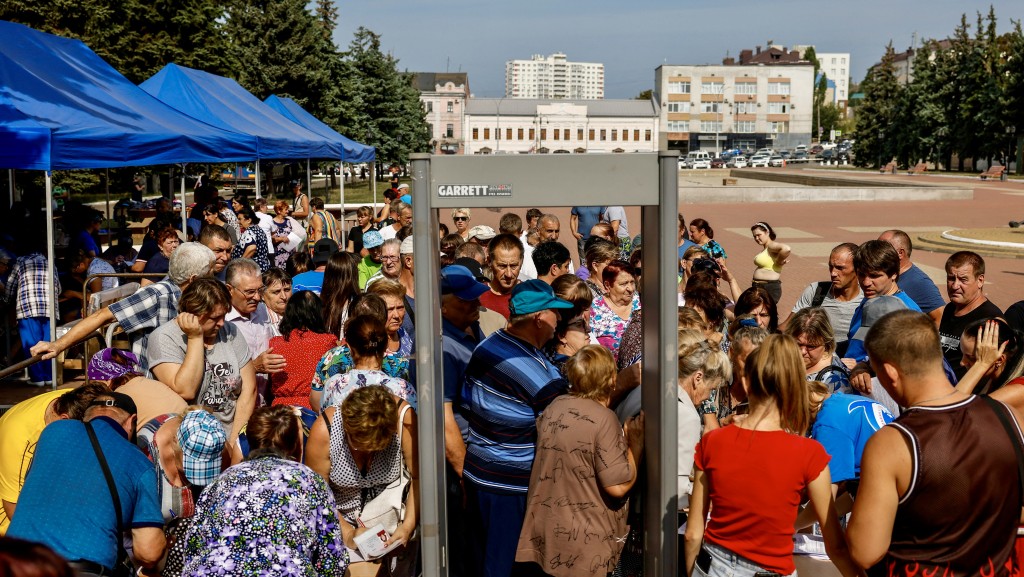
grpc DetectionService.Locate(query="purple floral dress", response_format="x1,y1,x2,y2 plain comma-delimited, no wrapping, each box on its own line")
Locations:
179,454,348,576
272,217,294,269
590,293,641,362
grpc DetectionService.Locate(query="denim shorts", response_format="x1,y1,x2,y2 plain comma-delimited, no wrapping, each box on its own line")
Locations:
693,541,796,577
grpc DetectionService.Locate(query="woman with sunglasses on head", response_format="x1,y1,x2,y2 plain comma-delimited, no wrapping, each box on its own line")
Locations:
685,334,863,577
750,221,791,306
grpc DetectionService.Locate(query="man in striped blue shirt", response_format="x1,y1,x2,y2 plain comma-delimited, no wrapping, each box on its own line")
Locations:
461,279,574,577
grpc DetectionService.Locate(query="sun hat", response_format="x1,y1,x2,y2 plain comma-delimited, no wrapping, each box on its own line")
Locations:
363,229,385,249
441,265,489,301
467,225,497,241
312,238,339,265
177,410,227,487
509,279,574,316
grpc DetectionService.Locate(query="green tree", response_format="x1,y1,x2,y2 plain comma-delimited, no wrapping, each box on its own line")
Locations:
336,27,430,164
635,89,653,100
1003,20,1024,173
852,43,902,168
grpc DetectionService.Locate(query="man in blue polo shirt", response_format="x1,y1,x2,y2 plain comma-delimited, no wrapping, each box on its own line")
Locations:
7,392,165,576
461,280,574,577
440,264,488,577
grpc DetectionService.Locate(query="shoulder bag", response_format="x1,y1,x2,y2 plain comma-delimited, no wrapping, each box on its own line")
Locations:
357,404,413,534
85,421,134,577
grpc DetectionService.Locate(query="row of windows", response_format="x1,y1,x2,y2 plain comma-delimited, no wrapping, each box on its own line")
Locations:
472,127,652,142
667,101,787,114
425,101,458,113
663,120,787,134
666,81,791,95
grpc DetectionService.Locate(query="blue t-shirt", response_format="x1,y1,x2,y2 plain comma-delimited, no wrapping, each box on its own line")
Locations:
811,393,894,483
845,291,921,362
73,229,99,255
898,264,945,314
291,270,324,295
442,318,483,437
571,206,605,240
8,417,163,570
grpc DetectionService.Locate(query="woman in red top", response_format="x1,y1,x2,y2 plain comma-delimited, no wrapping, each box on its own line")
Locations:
684,334,863,577
268,290,338,409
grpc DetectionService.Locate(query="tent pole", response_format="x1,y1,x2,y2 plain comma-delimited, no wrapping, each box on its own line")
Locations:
180,164,188,235
104,169,111,249
7,169,13,208
255,163,261,201
44,172,57,389
306,159,311,198
372,163,376,216
339,160,345,236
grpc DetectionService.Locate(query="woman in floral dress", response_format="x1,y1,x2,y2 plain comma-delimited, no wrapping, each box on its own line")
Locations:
320,314,416,411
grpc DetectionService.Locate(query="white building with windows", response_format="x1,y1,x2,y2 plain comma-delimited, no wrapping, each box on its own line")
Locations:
654,64,814,154
505,53,605,100
815,52,851,106
412,72,469,154
464,99,657,155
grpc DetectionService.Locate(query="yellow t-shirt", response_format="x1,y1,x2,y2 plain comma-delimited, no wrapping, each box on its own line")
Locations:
0,389,66,535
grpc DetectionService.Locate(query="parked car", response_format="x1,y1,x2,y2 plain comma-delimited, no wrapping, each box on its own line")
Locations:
755,147,776,157
810,144,824,155
678,158,690,169
727,156,748,168
779,150,792,159
685,150,713,170
793,151,808,160
749,154,771,168
795,144,808,153
769,155,785,167
710,157,726,169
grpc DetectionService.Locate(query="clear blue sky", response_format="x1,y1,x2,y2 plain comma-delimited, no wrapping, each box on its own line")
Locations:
331,0,1022,98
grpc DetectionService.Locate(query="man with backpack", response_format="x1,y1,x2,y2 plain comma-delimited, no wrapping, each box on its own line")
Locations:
780,242,862,357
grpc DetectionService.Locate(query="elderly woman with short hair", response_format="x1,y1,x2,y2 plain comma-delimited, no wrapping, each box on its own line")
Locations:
783,307,851,393
306,386,418,576
581,238,621,297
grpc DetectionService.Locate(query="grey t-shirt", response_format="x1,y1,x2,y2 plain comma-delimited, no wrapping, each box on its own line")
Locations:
792,282,863,353
603,206,629,238
147,321,251,432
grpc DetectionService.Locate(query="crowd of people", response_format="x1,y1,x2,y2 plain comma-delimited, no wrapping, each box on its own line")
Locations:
1,186,1024,577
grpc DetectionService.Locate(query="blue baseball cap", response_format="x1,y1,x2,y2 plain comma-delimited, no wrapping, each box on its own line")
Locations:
509,279,574,316
441,265,489,301
177,410,227,487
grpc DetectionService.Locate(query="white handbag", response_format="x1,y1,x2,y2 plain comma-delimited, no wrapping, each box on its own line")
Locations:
357,404,412,534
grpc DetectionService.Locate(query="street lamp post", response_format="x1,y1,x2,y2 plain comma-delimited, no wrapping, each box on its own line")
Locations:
878,129,885,169
1007,125,1016,175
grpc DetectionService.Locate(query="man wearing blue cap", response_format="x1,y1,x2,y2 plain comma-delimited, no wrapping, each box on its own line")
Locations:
440,265,489,577
461,279,574,577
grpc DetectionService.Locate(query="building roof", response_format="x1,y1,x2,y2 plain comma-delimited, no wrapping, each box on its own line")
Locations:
410,72,469,93
467,98,656,117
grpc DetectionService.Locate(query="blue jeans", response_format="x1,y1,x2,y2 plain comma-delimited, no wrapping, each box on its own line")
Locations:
18,317,51,382
694,541,795,577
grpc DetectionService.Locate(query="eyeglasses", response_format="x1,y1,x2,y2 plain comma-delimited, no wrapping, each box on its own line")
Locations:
567,319,591,333
453,216,469,222
229,284,264,299
380,255,400,262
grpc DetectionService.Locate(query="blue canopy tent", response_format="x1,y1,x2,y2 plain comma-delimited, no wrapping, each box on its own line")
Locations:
0,20,261,385
141,64,344,198
264,94,375,229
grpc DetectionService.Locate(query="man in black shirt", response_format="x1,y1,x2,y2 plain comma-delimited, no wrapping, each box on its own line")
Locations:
937,251,1002,378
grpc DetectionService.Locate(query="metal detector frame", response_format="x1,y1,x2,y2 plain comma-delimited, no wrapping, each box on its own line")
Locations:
411,151,680,577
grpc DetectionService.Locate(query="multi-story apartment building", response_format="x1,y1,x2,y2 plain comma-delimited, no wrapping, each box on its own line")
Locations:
654,64,814,154
464,98,657,155
412,72,469,154
505,53,604,100
814,53,851,106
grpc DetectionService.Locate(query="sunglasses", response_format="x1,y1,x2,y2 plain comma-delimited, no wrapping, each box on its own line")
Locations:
453,216,469,222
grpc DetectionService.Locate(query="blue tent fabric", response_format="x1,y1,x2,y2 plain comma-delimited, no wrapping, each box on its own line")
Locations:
141,64,342,160
264,95,375,163
0,20,259,170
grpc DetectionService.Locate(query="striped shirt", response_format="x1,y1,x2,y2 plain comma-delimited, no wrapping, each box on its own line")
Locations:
3,253,59,319
108,279,181,369
461,329,568,494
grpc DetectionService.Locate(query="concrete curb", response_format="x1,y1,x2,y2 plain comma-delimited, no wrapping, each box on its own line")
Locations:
941,230,1024,250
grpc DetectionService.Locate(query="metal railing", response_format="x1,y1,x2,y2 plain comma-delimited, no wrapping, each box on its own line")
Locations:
0,330,104,381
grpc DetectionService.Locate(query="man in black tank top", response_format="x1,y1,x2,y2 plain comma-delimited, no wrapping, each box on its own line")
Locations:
847,310,1024,577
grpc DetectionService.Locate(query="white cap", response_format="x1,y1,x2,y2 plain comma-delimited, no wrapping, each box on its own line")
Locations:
400,236,414,254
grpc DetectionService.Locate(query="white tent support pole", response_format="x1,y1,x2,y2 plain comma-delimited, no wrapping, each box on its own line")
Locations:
44,172,57,389
344,158,348,235
104,169,111,248
180,164,188,235
255,163,262,200
372,162,376,214
8,169,13,208
306,159,311,197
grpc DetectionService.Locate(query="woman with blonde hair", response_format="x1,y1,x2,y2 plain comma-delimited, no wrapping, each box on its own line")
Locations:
581,238,620,296
784,307,851,393
306,386,419,576
515,345,643,577
684,334,862,577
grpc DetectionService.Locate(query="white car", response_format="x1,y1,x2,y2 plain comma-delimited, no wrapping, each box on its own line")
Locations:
691,158,711,169
769,155,785,167
749,154,770,168
727,156,748,168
